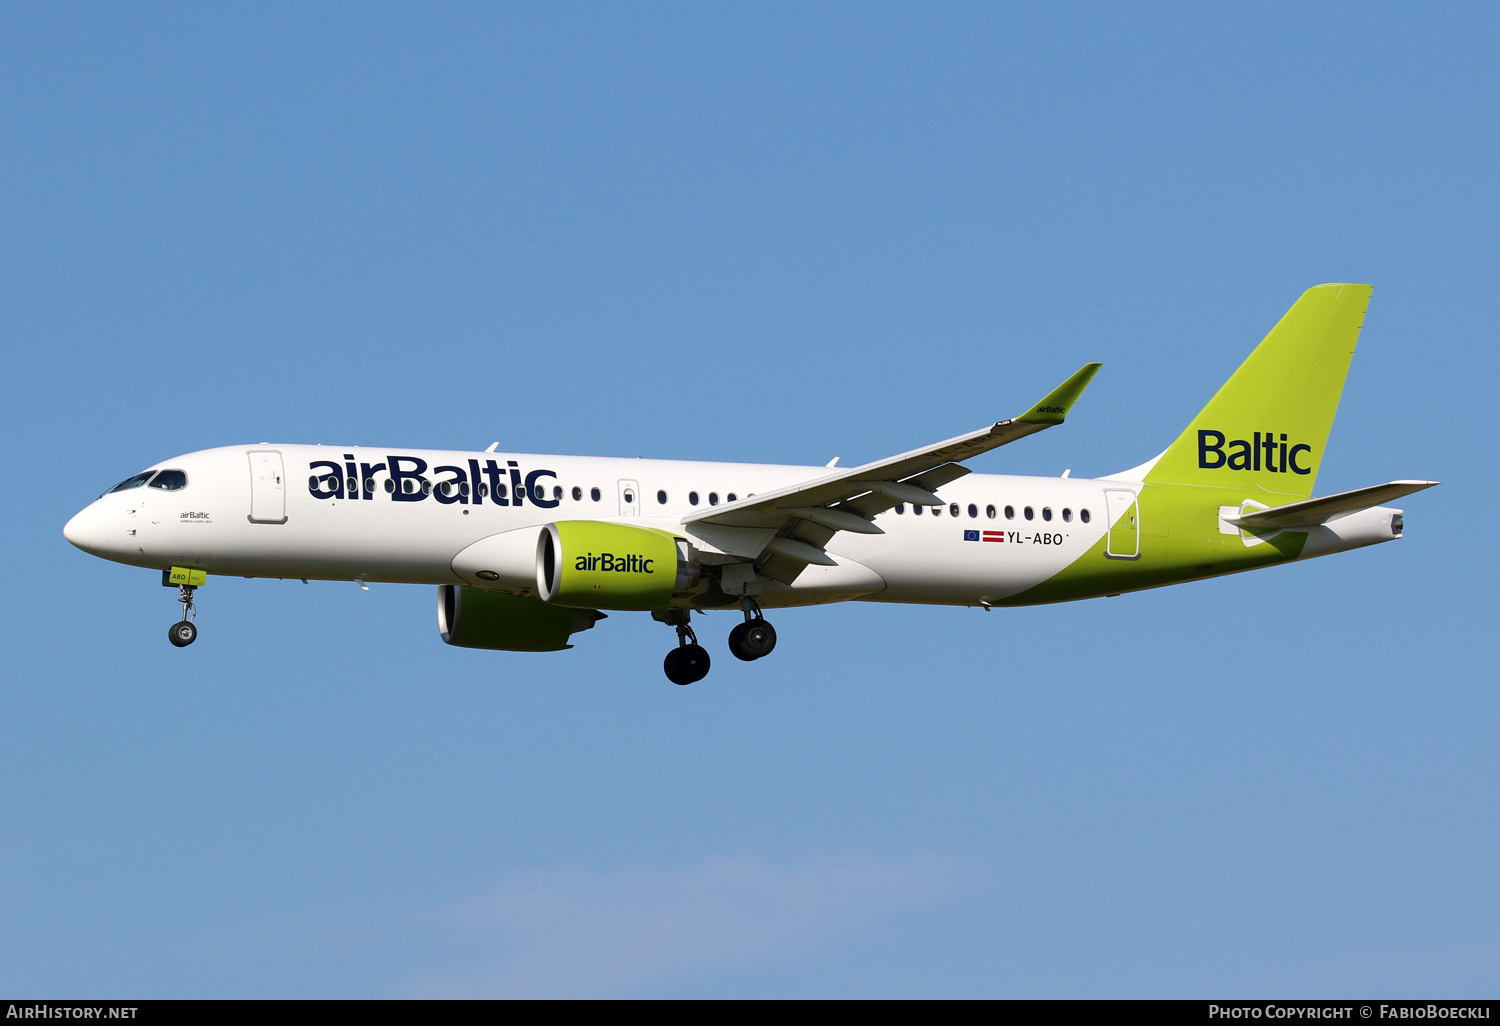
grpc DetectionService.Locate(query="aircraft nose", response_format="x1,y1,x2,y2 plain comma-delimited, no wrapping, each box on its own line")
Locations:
63,505,102,554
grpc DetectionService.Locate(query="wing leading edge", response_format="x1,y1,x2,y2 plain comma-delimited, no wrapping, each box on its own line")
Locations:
684,362,1101,587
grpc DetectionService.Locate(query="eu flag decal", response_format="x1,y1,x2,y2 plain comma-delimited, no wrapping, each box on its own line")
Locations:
963,530,980,541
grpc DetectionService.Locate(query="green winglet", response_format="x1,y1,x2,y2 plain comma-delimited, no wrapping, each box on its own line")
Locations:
1014,362,1103,425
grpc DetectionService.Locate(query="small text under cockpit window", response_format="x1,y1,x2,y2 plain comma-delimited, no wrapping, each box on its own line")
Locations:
149,470,188,490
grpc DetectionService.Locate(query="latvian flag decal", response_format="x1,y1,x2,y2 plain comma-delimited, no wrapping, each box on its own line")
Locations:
963,530,1006,542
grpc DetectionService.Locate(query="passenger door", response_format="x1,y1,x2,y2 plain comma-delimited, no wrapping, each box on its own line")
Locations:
248,450,288,524
1104,488,1139,559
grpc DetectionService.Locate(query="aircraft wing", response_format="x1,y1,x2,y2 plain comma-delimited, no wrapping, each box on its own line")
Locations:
1226,480,1439,530
683,362,1101,584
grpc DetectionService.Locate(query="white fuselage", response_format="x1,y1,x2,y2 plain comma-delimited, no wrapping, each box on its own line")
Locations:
64,444,1114,608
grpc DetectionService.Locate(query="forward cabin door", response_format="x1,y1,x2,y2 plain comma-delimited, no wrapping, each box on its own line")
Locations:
618,479,640,516
1104,488,1139,559
248,450,288,524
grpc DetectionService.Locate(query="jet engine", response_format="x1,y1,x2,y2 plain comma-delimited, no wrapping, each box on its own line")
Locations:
437,585,605,652
537,521,699,610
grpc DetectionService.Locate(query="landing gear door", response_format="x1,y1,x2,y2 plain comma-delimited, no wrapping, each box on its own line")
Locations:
1104,488,1139,559
248,450,288,524
618,479,640,517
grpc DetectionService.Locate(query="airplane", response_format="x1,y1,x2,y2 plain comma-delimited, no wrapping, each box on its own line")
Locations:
63,283,1436,684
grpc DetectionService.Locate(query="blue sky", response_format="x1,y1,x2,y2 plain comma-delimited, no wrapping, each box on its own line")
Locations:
2,3,1495,997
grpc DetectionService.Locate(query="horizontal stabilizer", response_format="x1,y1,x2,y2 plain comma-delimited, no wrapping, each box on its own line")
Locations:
1227,480,1439,530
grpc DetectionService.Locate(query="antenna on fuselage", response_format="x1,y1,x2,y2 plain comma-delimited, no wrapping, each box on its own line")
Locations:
484,442,499,452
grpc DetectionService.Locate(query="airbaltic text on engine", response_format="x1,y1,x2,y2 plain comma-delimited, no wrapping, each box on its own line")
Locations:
576,553,655,573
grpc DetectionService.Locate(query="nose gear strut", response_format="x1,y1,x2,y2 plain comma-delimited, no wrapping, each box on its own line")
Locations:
168,584,198,647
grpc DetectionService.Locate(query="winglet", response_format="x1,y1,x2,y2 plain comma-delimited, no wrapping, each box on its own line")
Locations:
1014,363,1102,425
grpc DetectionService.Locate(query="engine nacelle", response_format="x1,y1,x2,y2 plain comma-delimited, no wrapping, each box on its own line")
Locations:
437,585,604,651
537,520,697,610
451,525,545,594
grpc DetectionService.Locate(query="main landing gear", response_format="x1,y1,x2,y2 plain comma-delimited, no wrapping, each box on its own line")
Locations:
657,610,711,686
655,600,778,684
728,598,777,662
168,584,198,648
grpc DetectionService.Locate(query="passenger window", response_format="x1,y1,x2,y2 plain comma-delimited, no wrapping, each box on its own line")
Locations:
895,503,906,514
1080,508,1091,524
657,490,668,504
967,503,978,519
572,486,582,501
948,503,959,517
1062,508,1072,522
1024,506,1034,520
364,479,375,494
590,487,601,502
727,493,737,502
477,483,488,498
149,470,187,490
496,484,508,498
913,503,924,516
460,482,470,497
986,504,996,519
108,471,155,493
689,491,699,505
709,492,719,506
623,489,634,504
1042,507,1052,521
1004,505,1015,519
553,486,562,500
385,480,395,493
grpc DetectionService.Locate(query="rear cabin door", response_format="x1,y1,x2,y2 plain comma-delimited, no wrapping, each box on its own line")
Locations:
1104,488,1139,559
248,450,288,524
618,479,640,516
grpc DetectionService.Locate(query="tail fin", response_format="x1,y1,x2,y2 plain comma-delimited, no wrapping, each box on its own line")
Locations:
1144,283,1372,497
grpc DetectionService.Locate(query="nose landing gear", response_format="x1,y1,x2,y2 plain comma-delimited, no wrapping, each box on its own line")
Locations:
168,584,198,648
728,598,777,662
655,610,710,685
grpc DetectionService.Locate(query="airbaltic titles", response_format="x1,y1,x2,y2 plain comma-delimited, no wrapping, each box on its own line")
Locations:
308,454,559,505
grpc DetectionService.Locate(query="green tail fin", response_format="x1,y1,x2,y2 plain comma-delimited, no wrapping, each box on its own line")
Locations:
1144,283,1372,497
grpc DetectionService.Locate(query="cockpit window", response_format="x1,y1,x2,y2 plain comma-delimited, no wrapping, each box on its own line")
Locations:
149,470,187,490
107,471,156,494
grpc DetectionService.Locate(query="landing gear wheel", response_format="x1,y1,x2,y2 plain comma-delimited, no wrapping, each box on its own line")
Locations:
664,647,685,684
654,609,712,684
728,620,777,661
664,644,711,685
168,583,200,648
